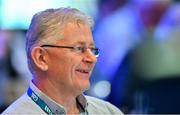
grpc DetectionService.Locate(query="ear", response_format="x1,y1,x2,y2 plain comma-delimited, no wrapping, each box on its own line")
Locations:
31,47,48,71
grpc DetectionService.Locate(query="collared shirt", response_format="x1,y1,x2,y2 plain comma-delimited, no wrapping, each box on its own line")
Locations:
28,81,87,114
2,81,123,114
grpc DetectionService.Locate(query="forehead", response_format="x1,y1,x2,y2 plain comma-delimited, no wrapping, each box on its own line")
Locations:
57,22,94,45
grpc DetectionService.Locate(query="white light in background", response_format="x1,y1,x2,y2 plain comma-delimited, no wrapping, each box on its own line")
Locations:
93,80,111,98
1,0,70,29
0,0,97,29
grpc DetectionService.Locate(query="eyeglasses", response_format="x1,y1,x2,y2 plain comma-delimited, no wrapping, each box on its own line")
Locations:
41,44,100,57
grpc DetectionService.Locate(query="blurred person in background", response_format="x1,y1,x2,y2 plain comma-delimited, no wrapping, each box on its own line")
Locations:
131,1,180,113
0,30,29,112
93,0,173,114
2,7,123,114
0,30,12,112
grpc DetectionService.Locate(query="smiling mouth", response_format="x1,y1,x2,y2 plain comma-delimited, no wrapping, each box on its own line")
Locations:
76,69,89,73
76,69,91,79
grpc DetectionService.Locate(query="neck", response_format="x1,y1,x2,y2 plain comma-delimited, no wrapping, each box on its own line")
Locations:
32,77,80,114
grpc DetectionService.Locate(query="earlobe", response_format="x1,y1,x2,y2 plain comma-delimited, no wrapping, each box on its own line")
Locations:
31,47,48,71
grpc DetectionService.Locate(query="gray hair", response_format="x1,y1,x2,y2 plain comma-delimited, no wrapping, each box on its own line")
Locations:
26,7,94,74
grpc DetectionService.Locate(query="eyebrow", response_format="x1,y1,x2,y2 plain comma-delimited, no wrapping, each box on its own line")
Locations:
74,41,95,46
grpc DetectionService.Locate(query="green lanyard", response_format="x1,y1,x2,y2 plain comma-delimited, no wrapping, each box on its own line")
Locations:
27,88,54,115
27,87,89,115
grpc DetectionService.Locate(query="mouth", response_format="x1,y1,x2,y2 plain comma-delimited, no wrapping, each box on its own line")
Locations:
75,69,91,77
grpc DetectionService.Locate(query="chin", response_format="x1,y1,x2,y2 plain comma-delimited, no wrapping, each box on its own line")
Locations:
78,82,90,92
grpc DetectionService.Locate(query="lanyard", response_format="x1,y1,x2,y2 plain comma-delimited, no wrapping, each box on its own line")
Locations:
27,88,54,115
85,109,89,115
27,87,89,115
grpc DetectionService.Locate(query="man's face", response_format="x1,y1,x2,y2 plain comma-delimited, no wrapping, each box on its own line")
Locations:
46,23,97,95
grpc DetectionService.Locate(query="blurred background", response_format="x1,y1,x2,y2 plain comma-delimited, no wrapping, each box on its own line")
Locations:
1,0,180,114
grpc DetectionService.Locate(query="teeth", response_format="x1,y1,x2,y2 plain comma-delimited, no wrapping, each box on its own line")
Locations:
77,69,89,73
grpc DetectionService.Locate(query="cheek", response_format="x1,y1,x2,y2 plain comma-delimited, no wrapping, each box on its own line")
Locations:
69,58,77,77
57,55,77,79
48,56,73,87
48,53,70,76
69,58,81,80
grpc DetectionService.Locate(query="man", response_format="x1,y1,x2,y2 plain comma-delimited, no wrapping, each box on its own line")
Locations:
2,7,123,114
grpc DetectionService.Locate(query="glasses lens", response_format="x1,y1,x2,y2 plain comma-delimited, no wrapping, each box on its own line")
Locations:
93,48,99,57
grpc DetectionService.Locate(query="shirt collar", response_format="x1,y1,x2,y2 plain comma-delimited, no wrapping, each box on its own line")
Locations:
28,81,88,114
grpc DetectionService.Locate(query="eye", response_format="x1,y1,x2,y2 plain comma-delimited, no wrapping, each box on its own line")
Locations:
74,46,84,52
89,48,94,52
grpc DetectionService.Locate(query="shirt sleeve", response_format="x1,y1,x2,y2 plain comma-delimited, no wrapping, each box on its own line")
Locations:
104,101,124,114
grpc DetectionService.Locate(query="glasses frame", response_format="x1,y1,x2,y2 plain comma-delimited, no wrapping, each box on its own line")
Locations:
40,44,100,57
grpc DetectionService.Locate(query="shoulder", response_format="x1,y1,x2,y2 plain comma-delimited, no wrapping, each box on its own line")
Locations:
2,93,43,114
85,96,123,114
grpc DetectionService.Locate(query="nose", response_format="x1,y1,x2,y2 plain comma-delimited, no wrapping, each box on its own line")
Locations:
83,49,97,64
